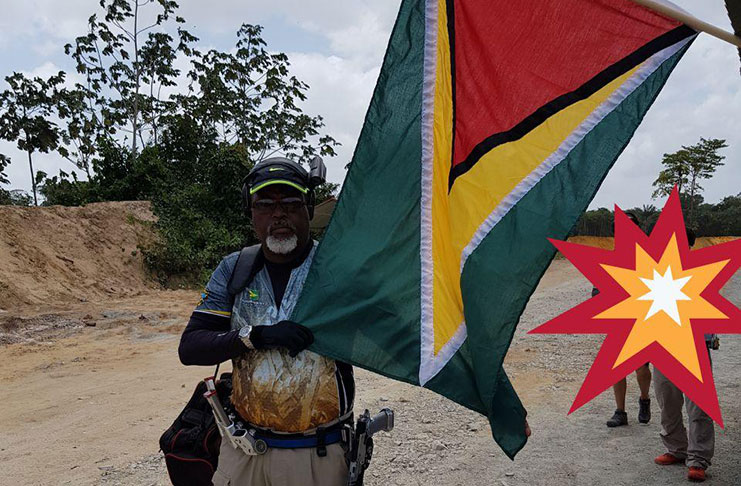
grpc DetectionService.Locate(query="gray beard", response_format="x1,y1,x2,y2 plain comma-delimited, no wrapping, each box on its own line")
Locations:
265,234,298,254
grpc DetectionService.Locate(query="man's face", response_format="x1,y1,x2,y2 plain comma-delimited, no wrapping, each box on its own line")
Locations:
251,185,311,259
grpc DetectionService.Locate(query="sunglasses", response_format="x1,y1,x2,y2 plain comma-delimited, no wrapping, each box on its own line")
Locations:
252,197,306,214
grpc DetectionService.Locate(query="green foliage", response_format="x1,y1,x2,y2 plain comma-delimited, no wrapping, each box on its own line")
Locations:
139,118,254,284
572,194,741,238
1,155,33,206
0,1,337,283
0,153,9,186
652,150,689,198
39,141,165,205
629,204,659,234
315,181,340,204
140,114,339,284
652,137,728,226
64,0,196,159
693,194,741,236
178,24,338,162
54,85,106,178
137,22,338,284
0,71,66,205
570,207,615,236
0,189,33,206
0,153,11,204
37,171,92,206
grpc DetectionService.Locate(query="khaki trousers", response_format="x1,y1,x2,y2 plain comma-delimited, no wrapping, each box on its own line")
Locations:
653,365,714,469
212,438,348,486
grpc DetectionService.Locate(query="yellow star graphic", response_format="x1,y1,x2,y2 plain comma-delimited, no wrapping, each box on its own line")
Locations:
596,234,728,381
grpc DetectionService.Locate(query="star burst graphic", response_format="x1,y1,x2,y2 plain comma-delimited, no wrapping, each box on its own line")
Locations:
530,188,741,425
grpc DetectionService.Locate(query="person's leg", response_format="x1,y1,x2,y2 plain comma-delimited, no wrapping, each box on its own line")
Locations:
686,350,714,471
636,364,651,399
607,378,628,427
212,439,263,486
653,367,688,460
685,397,714,470
268,444,348,486
636,364,652,423
613,378,627,411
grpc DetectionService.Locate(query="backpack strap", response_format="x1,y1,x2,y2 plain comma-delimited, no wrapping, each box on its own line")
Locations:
227,244,264,298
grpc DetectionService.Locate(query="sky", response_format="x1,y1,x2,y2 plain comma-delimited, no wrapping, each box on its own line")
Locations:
0,0,738,210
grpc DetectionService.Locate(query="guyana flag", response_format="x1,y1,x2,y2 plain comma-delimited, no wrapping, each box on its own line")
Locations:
726,0,741,73
293,0,696,458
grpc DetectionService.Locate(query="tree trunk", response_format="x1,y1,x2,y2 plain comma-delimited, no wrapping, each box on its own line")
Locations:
131,0,140,159
27,148,37,206
688,173,698,226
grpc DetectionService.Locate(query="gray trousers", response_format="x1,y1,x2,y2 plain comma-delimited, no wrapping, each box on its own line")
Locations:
212,438,348,486
653,361,714,469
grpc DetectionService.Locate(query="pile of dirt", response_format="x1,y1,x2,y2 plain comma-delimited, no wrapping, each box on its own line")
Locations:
0,201,158,310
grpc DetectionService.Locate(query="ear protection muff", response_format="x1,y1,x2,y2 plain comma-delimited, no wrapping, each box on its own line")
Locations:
306,189,316,220
241,158,316,220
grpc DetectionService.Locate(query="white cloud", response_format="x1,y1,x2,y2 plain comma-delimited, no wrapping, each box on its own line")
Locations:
1,0,738,212
0,0,91,46
285,51,384,183
592,12,741,210
178,0,399,42
21,61,64,80
32,40,62,58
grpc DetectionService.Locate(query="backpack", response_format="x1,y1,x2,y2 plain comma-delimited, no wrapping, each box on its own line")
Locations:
160,245,262,485
160,373,232,485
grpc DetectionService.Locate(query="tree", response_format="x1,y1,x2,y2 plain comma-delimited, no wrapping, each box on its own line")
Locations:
571,207,614,236
0,153,10,204
144,45,340,283
0,153,9,186
684,138,727,225
652,149,689,198
694,193,741,236
652,138,727,226
627,204,659,233
38,170,93,206
65,0,196,159
54,85,105,179
0,72,66,205
133,24,341,283
1,155,34,206
180,24,338,163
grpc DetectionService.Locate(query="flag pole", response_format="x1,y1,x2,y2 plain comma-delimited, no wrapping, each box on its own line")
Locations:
629,0,741,48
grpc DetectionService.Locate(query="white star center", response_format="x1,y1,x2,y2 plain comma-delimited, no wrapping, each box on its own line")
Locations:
637,266,691,325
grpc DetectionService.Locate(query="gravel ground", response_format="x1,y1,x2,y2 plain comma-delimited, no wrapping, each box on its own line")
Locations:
90,263,741,486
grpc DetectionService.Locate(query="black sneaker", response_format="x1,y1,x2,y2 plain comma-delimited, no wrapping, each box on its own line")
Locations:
607,409,628,427
638,398,651,424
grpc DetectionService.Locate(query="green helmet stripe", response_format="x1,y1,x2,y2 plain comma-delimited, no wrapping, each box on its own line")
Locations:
249,179,309,195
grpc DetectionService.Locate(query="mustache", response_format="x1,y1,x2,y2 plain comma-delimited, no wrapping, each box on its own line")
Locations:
268,221,297,233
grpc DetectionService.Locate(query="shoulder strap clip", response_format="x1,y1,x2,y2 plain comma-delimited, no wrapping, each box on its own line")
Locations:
227,244,264,298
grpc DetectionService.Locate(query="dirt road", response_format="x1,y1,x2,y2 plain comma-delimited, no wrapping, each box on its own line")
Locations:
1,260,739,486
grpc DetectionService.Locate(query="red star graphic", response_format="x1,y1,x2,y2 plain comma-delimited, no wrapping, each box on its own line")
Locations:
530,188,741,426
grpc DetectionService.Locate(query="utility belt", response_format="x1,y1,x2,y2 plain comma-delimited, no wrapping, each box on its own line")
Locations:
243,413,353,454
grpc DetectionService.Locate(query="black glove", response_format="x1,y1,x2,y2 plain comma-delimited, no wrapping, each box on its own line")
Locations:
249,320,314,357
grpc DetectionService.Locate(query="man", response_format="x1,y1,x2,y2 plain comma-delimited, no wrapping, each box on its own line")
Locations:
653,229,715,483
597,212,652,427
178,157,354,486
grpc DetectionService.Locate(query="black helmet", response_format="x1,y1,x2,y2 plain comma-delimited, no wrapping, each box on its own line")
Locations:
242,156,326,219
